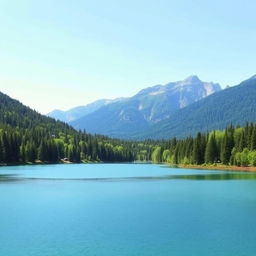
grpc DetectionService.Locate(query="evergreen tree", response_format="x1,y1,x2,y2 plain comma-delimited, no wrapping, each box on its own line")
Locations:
220,130,233,165
205,133,217,164
192,133,205,164
251,126,256,150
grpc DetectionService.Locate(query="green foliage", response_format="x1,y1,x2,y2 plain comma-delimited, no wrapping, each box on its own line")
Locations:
205,132,217,163
248,151,256,166
154,123,256,167
192,133,206,165
0,91,138,164
151,146,162,163
240,148,249,167
162,149,171,162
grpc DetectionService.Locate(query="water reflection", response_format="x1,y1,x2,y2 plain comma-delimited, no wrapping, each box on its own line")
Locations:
1,172,256,183
164,172,256,180
0,174,20,182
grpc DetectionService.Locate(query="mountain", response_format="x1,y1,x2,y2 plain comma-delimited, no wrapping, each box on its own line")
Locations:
135,75,256,139
48,98,123,122
70,75,221,137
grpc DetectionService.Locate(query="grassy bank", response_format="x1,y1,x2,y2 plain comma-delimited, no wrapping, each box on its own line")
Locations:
177,164,256,172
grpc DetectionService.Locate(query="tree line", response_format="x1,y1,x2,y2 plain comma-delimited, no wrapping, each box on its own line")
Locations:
150,123,256,167
0,124,140,164
2,122,256,166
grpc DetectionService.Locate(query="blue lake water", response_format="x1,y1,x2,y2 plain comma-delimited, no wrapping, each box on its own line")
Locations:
0,163,256,256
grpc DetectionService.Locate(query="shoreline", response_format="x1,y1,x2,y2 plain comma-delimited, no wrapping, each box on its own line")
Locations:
178,164,256,172
1,161,256,173
0,159,99,167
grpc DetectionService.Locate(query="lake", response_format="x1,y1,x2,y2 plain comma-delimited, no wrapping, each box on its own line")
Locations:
0,163,256,256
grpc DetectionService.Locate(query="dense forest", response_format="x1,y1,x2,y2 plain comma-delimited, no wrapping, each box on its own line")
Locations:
150,123,256,167
0,91,139,164
0,124,138,164
1,91,256,167
1,119,256,167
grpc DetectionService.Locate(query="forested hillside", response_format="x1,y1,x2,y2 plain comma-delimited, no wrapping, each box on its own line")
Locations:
137,76,256,139
0,91,139,164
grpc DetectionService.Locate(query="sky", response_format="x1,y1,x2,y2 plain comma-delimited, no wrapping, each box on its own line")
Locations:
0,0,256,114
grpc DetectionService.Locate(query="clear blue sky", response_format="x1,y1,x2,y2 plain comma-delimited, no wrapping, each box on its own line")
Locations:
0,0,255,113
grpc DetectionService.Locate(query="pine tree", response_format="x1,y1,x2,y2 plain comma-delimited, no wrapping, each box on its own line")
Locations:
238,131,246,152
0,136,5,163
192,133,205,164
220,130,233,165
38,140,47,162
205,133,217,164
250,126,256,150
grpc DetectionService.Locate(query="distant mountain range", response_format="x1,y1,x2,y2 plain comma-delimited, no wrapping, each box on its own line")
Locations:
48,98,124,123
48,75,221,138
5,73,256,141
136,75,256,139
